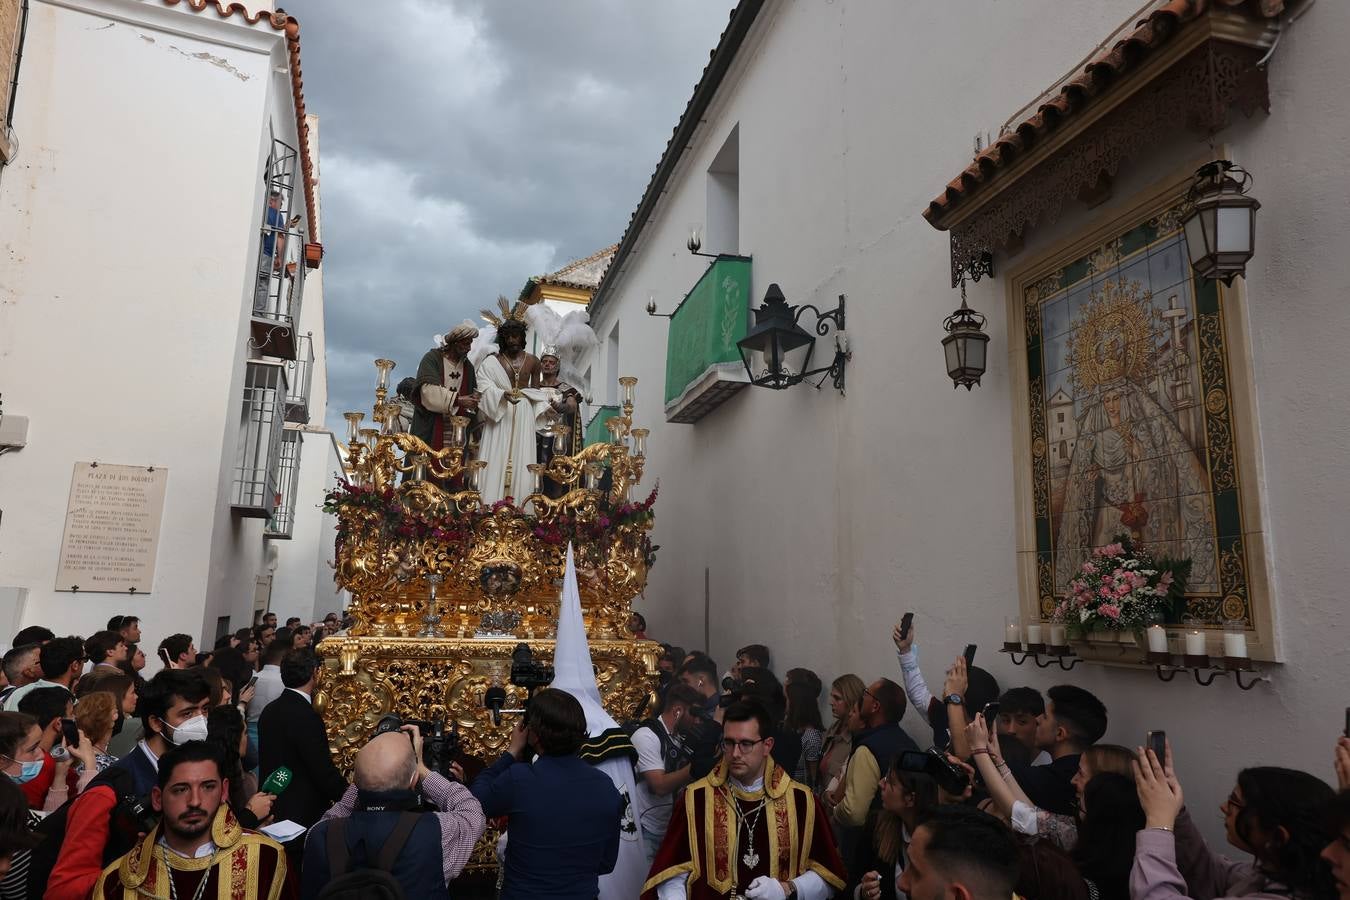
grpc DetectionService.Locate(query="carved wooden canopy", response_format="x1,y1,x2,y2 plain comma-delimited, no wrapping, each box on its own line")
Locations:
923,0,1284,287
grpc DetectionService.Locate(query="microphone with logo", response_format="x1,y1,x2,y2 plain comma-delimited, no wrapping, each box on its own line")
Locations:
257,767,307,845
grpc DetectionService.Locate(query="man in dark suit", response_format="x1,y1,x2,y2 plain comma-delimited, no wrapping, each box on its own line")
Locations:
470,687,622,900
258,650,348,830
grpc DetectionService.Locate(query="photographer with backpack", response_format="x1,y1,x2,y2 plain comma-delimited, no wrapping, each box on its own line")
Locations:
302,723,484,900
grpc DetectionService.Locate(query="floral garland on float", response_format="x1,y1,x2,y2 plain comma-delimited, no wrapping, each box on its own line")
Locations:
1050,534,1190,637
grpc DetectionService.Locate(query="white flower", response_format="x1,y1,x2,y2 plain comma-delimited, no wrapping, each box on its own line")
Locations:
1080,608,1091,623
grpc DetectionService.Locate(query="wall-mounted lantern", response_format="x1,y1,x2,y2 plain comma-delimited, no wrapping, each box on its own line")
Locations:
736,284,848,393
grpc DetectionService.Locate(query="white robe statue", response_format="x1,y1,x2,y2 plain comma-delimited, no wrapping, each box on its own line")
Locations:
475,354,555,505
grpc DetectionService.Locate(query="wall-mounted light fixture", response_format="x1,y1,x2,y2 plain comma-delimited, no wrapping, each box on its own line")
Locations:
736,284,848,394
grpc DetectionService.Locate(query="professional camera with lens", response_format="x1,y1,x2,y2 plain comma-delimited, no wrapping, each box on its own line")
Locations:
374,714,462,780
896,748,971,797
509,642,554,690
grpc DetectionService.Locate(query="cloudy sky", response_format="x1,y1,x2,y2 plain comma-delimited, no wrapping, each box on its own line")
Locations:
279,0,737,433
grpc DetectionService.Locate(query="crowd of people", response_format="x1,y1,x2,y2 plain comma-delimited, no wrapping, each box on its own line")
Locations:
0,609,1343,900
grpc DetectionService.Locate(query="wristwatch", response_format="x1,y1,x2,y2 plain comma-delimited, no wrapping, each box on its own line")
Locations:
944,693,965,706
781,880,797,898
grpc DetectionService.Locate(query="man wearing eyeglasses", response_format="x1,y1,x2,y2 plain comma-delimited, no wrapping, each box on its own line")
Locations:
643,700,846,900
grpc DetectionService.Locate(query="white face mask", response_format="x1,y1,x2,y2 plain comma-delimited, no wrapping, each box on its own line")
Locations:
162,714,209,746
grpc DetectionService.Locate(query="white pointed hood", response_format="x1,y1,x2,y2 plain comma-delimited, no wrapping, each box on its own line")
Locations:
550,543,618,734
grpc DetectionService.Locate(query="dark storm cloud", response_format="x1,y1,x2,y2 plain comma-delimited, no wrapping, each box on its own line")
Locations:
278,0,735,431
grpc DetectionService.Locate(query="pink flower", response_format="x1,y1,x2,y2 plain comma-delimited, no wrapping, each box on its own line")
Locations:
1099,604,1121,620
1098,586,1113,599
1081,562,1098,575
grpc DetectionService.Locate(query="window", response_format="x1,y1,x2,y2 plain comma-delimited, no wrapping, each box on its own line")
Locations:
706,125,739,255
1056,411,1065,423
606,324,619,405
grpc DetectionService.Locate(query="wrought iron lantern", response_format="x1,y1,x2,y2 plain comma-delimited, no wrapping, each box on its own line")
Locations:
1181,160,1260,285
941,285,990,390
736,284,848,392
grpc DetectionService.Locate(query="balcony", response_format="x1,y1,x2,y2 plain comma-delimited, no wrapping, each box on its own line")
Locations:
584,405,621,447
664,255,751,424
284,332,314,424
264,428,302,539
250,139,305,360
232,360,288,519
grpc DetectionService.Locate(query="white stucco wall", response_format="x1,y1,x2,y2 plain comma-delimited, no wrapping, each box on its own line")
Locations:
0,0,316,651
593,0,1350,846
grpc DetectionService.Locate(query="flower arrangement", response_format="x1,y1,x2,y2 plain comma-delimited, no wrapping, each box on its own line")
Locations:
323,479,659,566
1051,535,1190,634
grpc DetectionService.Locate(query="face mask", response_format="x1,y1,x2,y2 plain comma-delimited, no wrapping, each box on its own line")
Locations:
161,714,208,746
5,756,43,784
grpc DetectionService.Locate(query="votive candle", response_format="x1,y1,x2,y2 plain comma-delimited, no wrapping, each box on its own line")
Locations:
1024,623,1043,645
1146,625,1168,653
1222,629,1249,659
1049,624,1067,647
1184,629,1206,657
1005,618,1021,644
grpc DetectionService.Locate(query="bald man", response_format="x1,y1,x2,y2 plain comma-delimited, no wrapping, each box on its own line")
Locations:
302,726,485,899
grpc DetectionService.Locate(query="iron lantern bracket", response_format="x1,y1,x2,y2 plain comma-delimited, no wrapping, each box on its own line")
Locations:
788,295,849,394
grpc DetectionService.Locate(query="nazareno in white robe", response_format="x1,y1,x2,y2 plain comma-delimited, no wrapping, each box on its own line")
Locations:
475,354,555,507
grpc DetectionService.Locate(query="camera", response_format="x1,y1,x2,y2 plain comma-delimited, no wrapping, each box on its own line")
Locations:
374,714,462,780
896,748,971,797
509,642,554,690
113,791,159,836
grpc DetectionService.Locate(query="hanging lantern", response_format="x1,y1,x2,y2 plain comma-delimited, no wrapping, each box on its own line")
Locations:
942,285,989,390
1181,160,1260,285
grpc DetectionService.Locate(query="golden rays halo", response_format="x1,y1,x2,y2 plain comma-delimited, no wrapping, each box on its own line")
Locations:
1066,277,1159,393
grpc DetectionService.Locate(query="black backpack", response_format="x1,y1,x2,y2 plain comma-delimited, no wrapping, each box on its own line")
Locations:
314,812,419,900
27,765,148,899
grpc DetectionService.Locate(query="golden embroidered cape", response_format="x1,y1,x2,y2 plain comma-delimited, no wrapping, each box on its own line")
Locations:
92,805,291,900
642,757,846,898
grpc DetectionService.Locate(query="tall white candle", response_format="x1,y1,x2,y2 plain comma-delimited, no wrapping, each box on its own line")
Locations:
1184,630,1206,657
1024,623,1043,645
1222,630,1249,659
1005,619,1021,644
1146,625,1168,653
1049,624,1067,647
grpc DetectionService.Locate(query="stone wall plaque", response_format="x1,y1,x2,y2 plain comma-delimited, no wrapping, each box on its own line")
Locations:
55,462,168,593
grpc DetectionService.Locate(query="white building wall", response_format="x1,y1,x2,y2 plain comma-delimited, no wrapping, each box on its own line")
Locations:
0,0,316,651
594,0,1350,846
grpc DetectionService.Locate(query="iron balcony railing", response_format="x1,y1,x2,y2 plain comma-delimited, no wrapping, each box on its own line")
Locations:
285,332,314,424
232,360,288,518
250,138,305,360
264,428,302,539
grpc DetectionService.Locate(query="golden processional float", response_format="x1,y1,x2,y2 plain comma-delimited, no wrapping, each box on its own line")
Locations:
313,360,660,842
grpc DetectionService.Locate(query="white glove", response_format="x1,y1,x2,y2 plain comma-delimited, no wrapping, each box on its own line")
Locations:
745,876,787,900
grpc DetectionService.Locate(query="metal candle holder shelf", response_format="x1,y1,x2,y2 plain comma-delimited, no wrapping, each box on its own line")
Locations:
1145,651,1269,691
1000,638,1270,689
1000,642,1082,671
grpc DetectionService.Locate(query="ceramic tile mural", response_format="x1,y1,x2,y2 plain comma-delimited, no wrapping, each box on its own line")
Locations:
1022,205,1251,626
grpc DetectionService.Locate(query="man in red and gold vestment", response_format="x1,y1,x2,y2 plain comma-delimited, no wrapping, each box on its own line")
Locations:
644,700,846,900
94,742,292,900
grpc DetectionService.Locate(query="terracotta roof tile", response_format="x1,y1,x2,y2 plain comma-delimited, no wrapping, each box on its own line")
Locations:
923,0,1283,229
159,1,319,244
538,244,618,291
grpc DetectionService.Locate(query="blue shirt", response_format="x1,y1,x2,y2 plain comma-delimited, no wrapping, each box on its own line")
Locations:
470,752,621,899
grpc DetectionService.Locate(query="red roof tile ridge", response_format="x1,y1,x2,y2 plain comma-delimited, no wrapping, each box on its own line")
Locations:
158,1,319,246
922,0,1283,229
